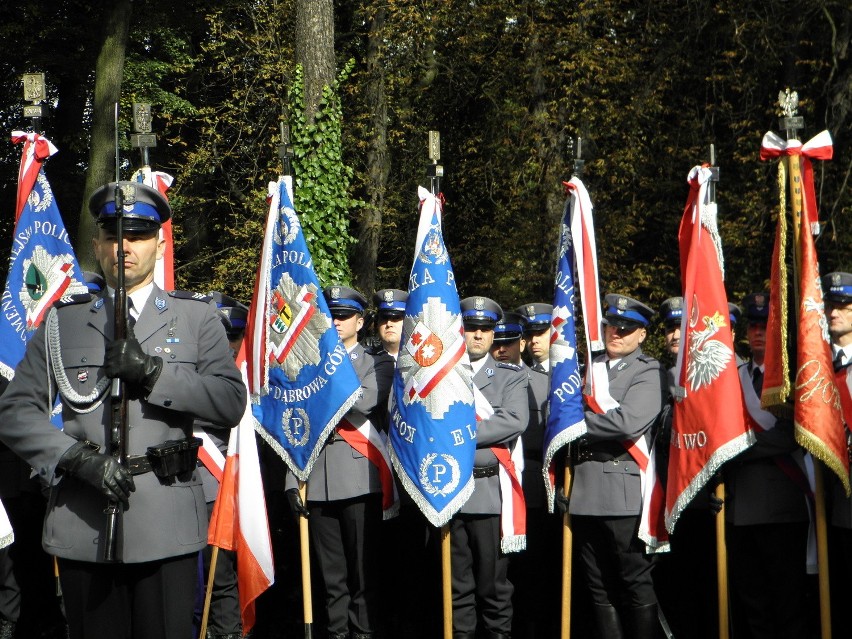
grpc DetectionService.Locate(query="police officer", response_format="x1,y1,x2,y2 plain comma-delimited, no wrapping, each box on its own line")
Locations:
822,272,852,634
516,303,553,373
492,310,558,637
196,292,249,639
725,292,811,639
454,296,528,639
372,288,407,360
286,285,394,639
0,181,246,639
570,293,665,639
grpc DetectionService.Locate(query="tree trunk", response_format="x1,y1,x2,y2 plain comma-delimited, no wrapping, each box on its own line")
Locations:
353,6,389,297
77,0,132,270
295,0,335,122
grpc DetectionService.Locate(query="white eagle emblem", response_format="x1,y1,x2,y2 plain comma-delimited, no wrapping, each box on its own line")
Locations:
686,310,733,391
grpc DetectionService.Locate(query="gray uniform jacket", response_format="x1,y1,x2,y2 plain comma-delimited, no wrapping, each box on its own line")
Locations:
522,365,549,509
460,355,529,515
570,347,664,517
286,344,394,501
724,361,809,526
0,287,246,563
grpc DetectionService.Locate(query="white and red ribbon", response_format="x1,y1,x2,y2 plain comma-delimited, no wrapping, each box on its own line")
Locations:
759,130,833,232
11,131,58,223
473,384,526,552
337,416,399,519
588,360,669,553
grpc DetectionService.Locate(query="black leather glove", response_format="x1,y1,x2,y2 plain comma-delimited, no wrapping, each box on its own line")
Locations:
708,493,724,514
57,441,135,507
105,329,163,394
286,487,309,519
555,487,570,515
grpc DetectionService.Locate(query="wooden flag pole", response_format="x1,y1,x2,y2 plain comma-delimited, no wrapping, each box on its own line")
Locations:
441,524,453,639
199,546,220,639
298,480,314,639
715,482,730,639
561,462,574,639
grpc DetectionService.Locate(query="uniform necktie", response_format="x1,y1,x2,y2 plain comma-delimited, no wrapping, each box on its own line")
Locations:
834,349,846,371
752,367,763,396
532,362,545,373
128,299,137,329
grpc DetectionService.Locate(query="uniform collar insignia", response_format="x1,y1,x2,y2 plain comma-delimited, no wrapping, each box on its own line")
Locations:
93,297,105,310
155,296,167,311
486,367,494,377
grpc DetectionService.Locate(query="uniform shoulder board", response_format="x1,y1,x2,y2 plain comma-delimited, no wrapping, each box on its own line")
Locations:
496,361,522,372
53,293,93,308
637,353,658,365
168,290,213,303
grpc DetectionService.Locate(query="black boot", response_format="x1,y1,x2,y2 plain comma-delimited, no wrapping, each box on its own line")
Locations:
593,603,624,639
487,632,511,639
452,632,476,639
626,603,661,639
0,619,13,639
351,634,374,639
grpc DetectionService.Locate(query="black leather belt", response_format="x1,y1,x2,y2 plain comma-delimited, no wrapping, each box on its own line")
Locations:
573,442,632,464
473,464,499,479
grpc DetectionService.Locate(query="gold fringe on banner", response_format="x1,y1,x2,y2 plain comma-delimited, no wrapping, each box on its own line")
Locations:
762,160,791,410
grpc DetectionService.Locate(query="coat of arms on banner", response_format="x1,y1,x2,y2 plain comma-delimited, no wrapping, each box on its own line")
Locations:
268,274,329,380
399,297,472,420
19,245,77,329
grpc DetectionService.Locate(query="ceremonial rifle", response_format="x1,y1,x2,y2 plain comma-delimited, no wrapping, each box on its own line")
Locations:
104,103,129,563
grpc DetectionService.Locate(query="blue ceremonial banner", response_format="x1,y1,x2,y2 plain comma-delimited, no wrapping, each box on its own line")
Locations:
0,164,87,382
248,176,361,480
542,198,588,511
388,186,476,527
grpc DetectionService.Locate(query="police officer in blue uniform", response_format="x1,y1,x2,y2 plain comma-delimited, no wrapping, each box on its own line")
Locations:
453,297,528,639
286,285,394,639
570,294,665,639
0,181,246,639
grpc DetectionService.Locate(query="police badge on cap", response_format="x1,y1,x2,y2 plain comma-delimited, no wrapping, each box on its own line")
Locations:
460,296,502,327
603,293,654,329
88,181,171,233
822,272,852,305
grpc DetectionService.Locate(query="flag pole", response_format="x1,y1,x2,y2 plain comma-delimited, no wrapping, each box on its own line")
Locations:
199,546,219,639
705,144,731,639
298,479,314,638
427,130,453,639
279,123,314,639
778,91,832,639
559,137,585,639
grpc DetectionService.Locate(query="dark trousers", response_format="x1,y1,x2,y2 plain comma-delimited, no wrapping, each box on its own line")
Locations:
58,553,197,639
654,507,718,639
727,521,811,639
201,501,241,635
309,494,381,636
450,514,513,634
573,514,657,608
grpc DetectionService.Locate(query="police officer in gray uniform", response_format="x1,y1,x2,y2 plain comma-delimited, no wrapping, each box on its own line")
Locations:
0,181,246,639
285,285,394,639
197,292,249,639
372,288,407,360
821,272,852,634
725,292,811,639
570,293,665,639
453,296,528,639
